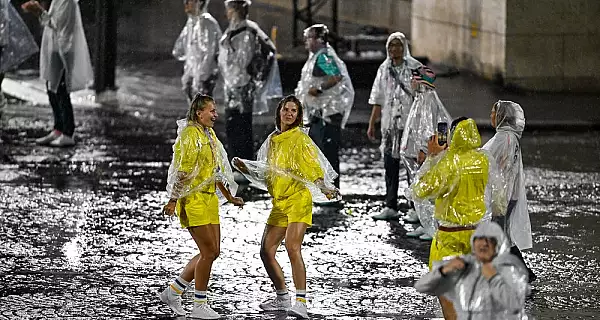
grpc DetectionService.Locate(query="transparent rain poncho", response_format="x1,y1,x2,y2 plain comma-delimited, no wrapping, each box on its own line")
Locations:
218,19,282,115
166,119,238,205
369,32,422,155
232,126,339,203
483,100,532,250
39,0,93,93
295,44,354,129
415,222,530,320
411,119,507,229
172,0,222,98
0,0,38,73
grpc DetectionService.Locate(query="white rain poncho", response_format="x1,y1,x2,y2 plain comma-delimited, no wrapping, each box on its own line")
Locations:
411,119,507,228
295,44,354,129
218,19,282,115
39,0,93,93
415,222,530,320
369,32,422,156
172,1,222,98
483,100,532,250
232,126,339,203
166,119,238,205
400,85,452,237
0,0,38,73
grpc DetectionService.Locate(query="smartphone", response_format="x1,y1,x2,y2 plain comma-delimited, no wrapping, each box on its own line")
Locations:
437,122,448,146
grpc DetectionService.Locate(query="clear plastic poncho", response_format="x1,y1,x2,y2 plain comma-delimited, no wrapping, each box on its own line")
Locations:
295,44,354,129
415,222,530,320
400,85,452,237
0,0,38,73
218,19,282,115
172,1,222,98
483,100,532,250
39,0,93,93
232,126,339,203
166,119,238,205
369,32,422,155
411,119,507,228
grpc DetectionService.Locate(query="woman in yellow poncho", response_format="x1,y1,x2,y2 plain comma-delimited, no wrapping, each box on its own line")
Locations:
160,94,244,319
233,95,339,319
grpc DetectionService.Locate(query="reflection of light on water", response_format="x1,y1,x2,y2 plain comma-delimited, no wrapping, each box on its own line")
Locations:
62,236,83,269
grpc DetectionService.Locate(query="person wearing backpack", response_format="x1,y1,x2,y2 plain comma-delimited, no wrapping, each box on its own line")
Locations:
295,24,354,189
218,0,281,167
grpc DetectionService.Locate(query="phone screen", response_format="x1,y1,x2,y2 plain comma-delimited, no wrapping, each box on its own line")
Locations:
437,122,448,146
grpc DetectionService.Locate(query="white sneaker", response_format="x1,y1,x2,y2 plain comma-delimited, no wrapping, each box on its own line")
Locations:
158,287,186,316
35,130,61,145
49,134,75,147
188,303,220,319
406,226,425,238
259,296,292,311
419,233,433,241
372,207,400,220
402,209,419,223
288,301,308,318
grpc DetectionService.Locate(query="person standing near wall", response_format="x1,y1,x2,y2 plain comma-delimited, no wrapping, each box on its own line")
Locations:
22,0,93,147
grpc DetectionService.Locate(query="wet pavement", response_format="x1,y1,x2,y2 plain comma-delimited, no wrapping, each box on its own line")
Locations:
1,62,600,319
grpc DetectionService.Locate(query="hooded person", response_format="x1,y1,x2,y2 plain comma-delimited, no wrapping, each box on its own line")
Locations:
22,0,94,148
172,0,222,102
232,95,339,319
411,117,507,319
295,23,354,189
218,0,282,165
482,100,535,281
415,222,530,320
1,0,39,115
367,32,423,220
160,94,243,319
400,65,452,240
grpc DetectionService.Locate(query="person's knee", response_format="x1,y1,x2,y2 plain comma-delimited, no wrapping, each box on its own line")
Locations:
285,241,302,258
259,245,276,262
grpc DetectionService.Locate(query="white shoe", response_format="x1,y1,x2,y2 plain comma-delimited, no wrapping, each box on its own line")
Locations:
259,296,292,311
372,207,400,220
188,303,220,319
419,233,433,241
49,134,75,147
35,130,61,145
158,287,186,316
288,301,308,319
402,209,419,223
406,226,425,238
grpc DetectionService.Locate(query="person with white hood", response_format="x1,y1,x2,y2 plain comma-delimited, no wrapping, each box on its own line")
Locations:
482,100,535,282
218,0,282,166
173,0,222,102
400,65,451,240
22,0,93,147
1,0,38,142
415,221,530,320
295,23,354,189
367,32,422,220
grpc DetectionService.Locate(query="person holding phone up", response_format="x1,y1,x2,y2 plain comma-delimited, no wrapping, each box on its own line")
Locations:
410,117,507,320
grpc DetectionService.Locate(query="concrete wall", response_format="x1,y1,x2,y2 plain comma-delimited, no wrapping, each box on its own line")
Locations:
504,0,600,92
411,0,600,92
411,0,506,80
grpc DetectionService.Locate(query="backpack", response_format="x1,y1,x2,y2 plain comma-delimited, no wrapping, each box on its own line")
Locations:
227,26,276,82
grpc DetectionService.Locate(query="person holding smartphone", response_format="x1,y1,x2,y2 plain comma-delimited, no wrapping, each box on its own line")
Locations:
400,66,451,240
482,100,535,282
410,117,506,320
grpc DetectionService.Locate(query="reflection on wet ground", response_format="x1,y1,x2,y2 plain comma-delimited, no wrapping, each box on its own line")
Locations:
0,101,599,319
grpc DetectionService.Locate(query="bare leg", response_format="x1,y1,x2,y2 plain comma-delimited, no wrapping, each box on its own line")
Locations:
285,222,309,290
260,224,288,290
188,224,221,291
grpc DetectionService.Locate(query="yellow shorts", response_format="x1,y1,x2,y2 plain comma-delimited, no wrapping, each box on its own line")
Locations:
177,192,219,228
267,189,313,228
428,229,475,269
